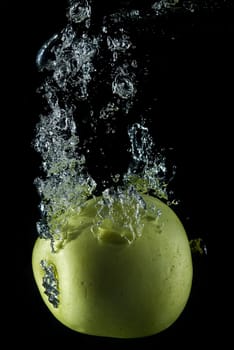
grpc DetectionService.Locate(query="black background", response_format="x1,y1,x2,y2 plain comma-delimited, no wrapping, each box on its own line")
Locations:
4,0,233,346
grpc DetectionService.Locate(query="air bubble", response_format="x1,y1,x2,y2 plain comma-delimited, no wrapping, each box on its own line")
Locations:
99,102,119,120
36,33,59,71
129,9,141,18
112,70,135,99
102,26,108,33
131,60,138,68
67,0,91,24
107,34,132,52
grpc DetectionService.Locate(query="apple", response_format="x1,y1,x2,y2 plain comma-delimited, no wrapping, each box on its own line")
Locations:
32,194,193,338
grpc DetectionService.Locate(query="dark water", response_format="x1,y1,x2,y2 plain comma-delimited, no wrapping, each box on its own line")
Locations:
7,0,234,345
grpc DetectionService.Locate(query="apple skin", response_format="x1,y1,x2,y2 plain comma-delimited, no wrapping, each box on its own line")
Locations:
32,194,193,338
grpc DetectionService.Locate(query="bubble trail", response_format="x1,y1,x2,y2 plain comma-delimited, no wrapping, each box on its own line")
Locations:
34,0,224,249
34,0,99,250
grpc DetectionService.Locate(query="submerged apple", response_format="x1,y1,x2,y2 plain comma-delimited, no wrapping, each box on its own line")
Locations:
32,194,193,338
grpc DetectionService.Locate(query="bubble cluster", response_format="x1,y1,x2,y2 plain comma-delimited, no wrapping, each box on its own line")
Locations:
67,0,91,26
34,0,224,249
40,260,60,308
124,123,168,200
92,186,147,244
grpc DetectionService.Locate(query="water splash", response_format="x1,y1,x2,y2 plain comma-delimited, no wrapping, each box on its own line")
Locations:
34,7,99,250
34,0,225,250
124,123,168,200
91,186,147,244
34,94,97,249
37,25,99,98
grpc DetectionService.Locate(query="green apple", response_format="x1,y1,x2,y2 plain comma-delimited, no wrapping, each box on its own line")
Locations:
32,194,193,338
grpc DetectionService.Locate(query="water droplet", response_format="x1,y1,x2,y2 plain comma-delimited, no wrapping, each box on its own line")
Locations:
129,9,141,18
112,174,120,183
102,26,108,33
190,238,208,256
131,60,138,68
